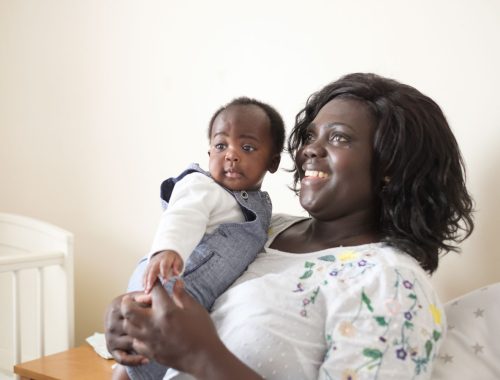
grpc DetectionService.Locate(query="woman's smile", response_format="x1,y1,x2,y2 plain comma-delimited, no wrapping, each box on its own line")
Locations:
304,170,329,178
301,170,330,188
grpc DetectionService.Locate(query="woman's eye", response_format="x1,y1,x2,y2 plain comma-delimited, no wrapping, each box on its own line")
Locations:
242,145,255,152
330,133,349,143
303,132,315,144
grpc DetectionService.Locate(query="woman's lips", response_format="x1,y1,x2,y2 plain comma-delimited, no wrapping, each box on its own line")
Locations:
301,170,329,187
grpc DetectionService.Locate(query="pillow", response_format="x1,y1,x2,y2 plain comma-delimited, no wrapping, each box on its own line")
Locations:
432,282,500,379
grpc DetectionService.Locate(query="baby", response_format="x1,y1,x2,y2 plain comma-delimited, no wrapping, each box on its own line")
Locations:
120,97,285,380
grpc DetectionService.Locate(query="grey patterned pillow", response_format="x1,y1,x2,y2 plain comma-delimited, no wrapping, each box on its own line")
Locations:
432,282,500,379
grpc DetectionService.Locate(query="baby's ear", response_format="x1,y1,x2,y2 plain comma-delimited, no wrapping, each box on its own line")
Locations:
268,154,281,174
207,150,210,157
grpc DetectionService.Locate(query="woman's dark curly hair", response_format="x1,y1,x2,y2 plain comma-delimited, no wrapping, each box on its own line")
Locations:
288,73,474,273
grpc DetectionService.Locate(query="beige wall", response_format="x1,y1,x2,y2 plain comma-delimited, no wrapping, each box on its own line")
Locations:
1,0,499,345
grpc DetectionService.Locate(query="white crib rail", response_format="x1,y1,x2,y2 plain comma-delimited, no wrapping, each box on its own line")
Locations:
0,251,65,365
0,251,65,273
0,213,74,375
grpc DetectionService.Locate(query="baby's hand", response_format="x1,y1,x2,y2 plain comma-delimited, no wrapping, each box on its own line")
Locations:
143,250,184,294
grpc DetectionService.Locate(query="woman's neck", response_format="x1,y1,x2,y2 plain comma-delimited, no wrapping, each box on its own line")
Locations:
306,216,380,249
271,212,380,253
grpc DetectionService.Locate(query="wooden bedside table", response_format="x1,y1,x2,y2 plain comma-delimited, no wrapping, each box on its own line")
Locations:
13,344,115,380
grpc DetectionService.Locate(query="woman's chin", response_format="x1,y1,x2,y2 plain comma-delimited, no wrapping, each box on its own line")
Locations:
299,193,321,214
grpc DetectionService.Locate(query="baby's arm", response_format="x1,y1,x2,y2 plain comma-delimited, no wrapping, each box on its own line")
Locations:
143,250,184,293
149,174,217,263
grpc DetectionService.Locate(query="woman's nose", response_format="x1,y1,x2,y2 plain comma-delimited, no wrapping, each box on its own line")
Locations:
302,140,327,158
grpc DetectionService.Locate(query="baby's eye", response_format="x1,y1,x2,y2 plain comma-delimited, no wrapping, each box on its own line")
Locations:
214,143,226,151
242,144,256,152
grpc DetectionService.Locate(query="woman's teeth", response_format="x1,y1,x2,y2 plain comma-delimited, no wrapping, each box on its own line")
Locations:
305,170,329,178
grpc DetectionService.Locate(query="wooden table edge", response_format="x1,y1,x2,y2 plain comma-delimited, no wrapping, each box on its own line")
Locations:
13,343,115,380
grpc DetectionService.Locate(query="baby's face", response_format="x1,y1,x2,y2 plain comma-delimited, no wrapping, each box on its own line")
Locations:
208,105,278,191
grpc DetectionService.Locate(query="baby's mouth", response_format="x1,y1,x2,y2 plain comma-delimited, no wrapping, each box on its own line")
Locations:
225,169,243,179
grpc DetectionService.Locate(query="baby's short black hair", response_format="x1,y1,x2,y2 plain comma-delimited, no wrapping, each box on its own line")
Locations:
288,73,474,273
208,97,285,156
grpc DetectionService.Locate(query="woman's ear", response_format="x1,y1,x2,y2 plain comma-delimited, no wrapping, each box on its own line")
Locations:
268,154,281,173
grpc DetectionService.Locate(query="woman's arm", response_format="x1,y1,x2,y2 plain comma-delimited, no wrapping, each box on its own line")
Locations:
121,281,262,380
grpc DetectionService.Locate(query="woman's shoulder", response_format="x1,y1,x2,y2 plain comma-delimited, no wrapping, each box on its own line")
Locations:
324,244,444,326
337,243,435,293
318,245,445,379
267,213,308,242
294,243,440,311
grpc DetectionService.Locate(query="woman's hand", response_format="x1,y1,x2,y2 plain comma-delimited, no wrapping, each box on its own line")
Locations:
121,280,217,374
121,280,262,380
104,292,149,366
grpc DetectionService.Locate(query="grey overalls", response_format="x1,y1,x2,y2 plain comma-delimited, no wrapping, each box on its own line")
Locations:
160,163,272,310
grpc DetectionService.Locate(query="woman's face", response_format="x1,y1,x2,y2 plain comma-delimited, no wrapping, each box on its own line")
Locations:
296,98,377,221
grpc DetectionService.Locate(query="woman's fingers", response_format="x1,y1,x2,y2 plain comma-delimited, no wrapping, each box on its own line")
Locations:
131,338,153,359
151,279,177,311
133,292,152,305
103,292,154,367
111,348,149,366
121,294,151,329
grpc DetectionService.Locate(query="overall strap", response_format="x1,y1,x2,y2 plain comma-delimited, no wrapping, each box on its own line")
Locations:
160,163,209,205
159,163,271,225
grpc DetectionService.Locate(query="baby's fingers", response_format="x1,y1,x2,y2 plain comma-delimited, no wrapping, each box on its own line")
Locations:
144,264,160,294
159,255,176,282
172,256,184,276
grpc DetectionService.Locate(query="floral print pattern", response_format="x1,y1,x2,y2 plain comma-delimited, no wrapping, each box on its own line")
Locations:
291,245,444,379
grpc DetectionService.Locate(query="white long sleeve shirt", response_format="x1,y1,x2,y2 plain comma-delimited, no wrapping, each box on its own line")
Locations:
166,214,445,379
149,172,244,264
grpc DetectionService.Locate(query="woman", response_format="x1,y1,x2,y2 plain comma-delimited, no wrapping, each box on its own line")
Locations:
105,73,474,379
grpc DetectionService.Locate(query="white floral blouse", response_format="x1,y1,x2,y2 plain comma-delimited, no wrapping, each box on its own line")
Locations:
166,214,445,380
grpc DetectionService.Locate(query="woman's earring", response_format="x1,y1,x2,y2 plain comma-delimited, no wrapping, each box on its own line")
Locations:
382,176,391,192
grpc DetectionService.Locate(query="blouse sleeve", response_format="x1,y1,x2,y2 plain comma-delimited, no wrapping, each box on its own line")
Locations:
318,264,445,380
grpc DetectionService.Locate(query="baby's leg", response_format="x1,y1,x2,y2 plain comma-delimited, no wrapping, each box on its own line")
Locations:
124,258,169,380
125,361,168,380
112,364,131,380
126,257,148,292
